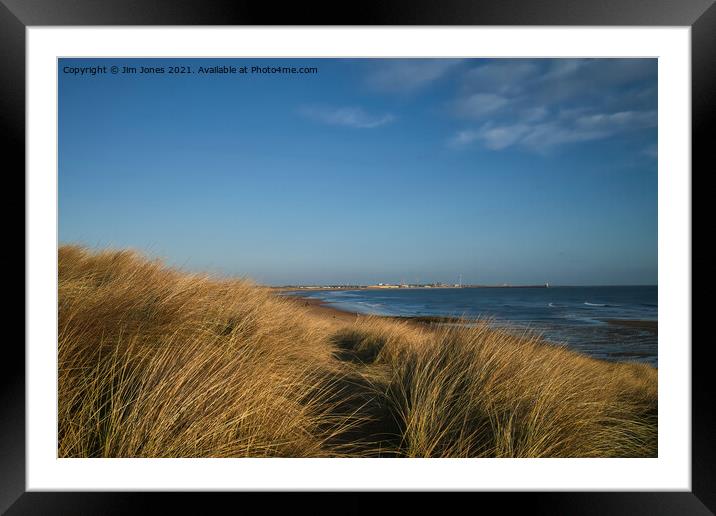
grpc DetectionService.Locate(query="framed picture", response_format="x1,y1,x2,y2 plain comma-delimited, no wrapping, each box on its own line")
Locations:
6,0,710,512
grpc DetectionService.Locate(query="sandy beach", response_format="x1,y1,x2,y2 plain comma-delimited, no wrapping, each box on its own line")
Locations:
286,295,363,324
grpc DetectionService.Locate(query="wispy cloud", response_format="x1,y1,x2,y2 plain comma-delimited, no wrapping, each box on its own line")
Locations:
642,144,658,159
574,110,657,132
451,110,657,152
365,59,463,93
299,105,395,129
462,60,540,96
453,93,509,118
448,59,657,152
450,124,529,150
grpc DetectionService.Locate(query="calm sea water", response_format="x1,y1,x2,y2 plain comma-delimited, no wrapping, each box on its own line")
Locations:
288,286,658,366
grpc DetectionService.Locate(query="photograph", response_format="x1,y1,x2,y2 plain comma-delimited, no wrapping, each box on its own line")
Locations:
58,57,659,459
5,1,708,507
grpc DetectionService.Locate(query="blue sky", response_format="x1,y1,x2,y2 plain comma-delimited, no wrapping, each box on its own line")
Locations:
59,58,657,286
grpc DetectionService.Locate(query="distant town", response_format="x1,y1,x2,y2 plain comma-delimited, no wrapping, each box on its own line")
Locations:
276,282,550,290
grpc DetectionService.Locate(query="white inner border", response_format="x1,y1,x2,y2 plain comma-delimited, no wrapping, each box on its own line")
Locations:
27,27,691,491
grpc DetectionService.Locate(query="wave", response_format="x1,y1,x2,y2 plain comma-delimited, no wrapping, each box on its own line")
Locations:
584,302,607,307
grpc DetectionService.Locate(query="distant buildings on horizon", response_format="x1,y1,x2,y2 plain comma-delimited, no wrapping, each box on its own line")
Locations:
285,282,551,290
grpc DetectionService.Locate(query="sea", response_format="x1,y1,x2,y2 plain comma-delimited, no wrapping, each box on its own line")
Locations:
287,286,658,366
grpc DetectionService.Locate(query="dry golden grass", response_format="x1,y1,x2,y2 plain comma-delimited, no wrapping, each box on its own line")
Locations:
58,245,657,458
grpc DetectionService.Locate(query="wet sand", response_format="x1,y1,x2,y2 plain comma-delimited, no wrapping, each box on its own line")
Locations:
286,296,363,324
603,319,658,334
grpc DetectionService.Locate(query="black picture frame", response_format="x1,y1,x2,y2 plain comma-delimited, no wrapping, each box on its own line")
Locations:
4,0,710,513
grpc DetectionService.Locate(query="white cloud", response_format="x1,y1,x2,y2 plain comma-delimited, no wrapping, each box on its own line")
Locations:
463,60,540,95
453,93,509,119
522,106,549,123
451,109,657,152
450,130,480,147
575,110,657,132
541,59,587,81
450,123,530,150
643,144,658,159
478,124,531,150
366,59,463,93
299,105,395,129
447,59,657,153
520,122,604,150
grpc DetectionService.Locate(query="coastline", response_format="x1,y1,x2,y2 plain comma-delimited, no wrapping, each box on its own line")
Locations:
284,294,461,328
283,294,658,336
284,295,479,335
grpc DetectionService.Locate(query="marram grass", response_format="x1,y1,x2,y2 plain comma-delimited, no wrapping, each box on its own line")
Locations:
58,245,657,458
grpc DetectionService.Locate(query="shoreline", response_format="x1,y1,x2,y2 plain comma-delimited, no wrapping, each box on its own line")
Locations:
286,295,364,324
285,295,658,368
284,295,467,329
283,295,658,336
